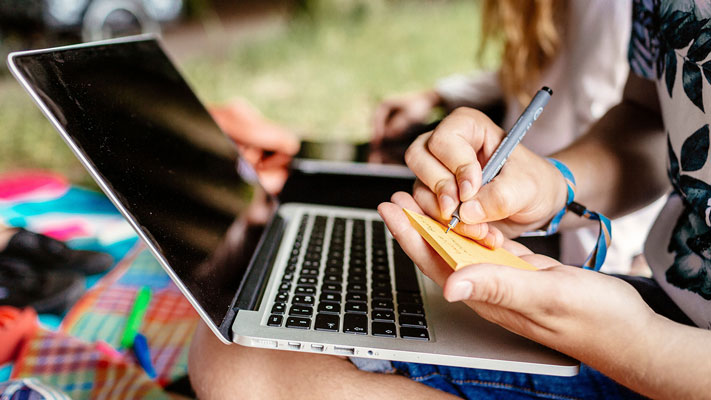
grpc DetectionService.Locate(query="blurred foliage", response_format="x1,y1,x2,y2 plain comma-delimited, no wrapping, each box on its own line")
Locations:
0,0,499,184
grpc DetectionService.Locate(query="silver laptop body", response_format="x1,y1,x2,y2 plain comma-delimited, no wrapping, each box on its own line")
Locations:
8,35,578,376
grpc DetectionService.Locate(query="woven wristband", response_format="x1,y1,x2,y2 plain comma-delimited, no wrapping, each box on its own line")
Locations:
528,158,612,271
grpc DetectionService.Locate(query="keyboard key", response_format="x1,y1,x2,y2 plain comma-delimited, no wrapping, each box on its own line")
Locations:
372,281,391,291
349,258,365,267
301,268,319,276
398,303,425,316
298,277,318,286
372,300,393,310
295,286,316,295
349,266,366,275
344,313,368,335
314,314,340,332
399,315,427,328
320,292,341,303
325,265,342,274
372,263,389,273
348,274,366,284
345,302,367,314
372,322,397,337
271,303,286,314
289,305,313,316
275,291,289,303
400,327,429,340
397,292,422,305
393,241,420,293
282,272,294,282
267,315,283,327
317,301,340,314
324,274,342,283
372,273,390,282
346,292,367,302
322,283,342,293
372,290,392,300
279,282,291,291
293,295,314,306
286,317,311,329
348,283,366,293
372,310,395,322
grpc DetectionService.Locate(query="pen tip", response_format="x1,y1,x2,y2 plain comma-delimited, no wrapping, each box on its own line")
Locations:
445,226,451,234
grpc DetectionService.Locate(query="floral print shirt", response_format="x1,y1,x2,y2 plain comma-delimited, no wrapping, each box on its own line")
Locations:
632,0,711,328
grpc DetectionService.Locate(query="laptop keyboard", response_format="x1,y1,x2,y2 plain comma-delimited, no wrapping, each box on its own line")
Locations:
266,213,430,341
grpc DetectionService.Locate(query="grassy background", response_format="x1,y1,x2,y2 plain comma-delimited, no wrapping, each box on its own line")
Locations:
0,0,498,185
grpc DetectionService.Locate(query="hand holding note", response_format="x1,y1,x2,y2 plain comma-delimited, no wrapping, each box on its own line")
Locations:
403,208,537,271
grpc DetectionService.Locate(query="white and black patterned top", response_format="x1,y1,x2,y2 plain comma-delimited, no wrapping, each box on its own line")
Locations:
631,0,711,329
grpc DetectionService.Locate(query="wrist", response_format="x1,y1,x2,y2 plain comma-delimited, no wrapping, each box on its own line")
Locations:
545,158,571,223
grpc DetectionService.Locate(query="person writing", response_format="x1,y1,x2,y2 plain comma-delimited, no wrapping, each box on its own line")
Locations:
377,0,711,397
372,0,662,274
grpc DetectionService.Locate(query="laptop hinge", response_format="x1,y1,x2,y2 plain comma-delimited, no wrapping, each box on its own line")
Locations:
218,213,286,340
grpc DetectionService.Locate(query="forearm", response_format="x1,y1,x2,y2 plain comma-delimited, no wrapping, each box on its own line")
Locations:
584,314,711,399
552,75,668,227
556,102,668,219
435,70,504,111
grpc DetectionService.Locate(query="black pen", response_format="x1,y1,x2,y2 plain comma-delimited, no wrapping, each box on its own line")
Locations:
446,86,553,233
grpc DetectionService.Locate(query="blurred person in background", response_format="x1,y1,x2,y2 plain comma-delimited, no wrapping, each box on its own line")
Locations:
372,0,662,275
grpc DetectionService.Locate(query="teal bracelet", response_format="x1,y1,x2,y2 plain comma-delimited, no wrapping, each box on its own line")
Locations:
529,158,612,271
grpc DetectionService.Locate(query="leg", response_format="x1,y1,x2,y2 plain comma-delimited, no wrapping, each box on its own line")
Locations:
0,224,17,251
188,322,458,400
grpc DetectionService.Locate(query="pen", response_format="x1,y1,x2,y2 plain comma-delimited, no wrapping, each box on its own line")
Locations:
120,286,152,348
133,332,157,379
446,86,553,234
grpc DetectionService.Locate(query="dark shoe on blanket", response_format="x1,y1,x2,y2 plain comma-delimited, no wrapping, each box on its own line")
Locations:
0,257,85,314
1,228,113,275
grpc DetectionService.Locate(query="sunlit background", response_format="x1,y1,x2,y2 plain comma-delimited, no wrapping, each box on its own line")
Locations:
0,0,498,185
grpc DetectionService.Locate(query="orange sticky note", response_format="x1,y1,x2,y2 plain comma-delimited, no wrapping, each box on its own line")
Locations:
403,208,537,271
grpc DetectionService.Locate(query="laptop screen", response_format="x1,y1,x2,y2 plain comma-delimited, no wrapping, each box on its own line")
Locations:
11,38,276,327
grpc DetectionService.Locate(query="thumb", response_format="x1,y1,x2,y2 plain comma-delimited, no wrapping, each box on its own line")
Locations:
442,263,556,311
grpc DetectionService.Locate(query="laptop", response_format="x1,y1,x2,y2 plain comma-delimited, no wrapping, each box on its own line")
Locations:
8,35,578,376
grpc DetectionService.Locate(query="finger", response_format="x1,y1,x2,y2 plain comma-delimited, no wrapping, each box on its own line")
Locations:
480,225,504,249
385,113,411,139
519,254,561,270
378,198,453,286
500,238,534,257
372,102,396,145
427,108,505,200
390,190,425,214
457,163,527,224
257,152,293,169
412,181,489,241
442,263,559,310
405,134,459,217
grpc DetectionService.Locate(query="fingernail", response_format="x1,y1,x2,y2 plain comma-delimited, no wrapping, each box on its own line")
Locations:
448,281,473,302
464,200,485,222
460,180,473,200
482,233,496,249
439,194,455,217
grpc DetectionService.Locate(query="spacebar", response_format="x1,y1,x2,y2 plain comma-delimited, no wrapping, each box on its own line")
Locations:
392,240,419,293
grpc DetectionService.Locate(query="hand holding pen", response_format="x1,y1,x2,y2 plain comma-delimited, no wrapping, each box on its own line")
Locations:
404,87,562,248
447,87,553,233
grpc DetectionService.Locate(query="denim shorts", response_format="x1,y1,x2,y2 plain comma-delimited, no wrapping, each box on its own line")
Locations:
349,358,644,399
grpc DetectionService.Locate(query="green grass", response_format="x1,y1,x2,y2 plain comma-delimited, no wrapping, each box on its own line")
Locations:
0,0,498,183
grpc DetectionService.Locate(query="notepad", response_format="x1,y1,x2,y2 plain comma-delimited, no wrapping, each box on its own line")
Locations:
403,208,538,271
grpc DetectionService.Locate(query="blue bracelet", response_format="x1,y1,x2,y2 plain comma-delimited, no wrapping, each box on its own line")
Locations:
531,158,612,271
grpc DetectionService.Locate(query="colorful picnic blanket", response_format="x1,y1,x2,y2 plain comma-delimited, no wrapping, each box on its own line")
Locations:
0,171,200,397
